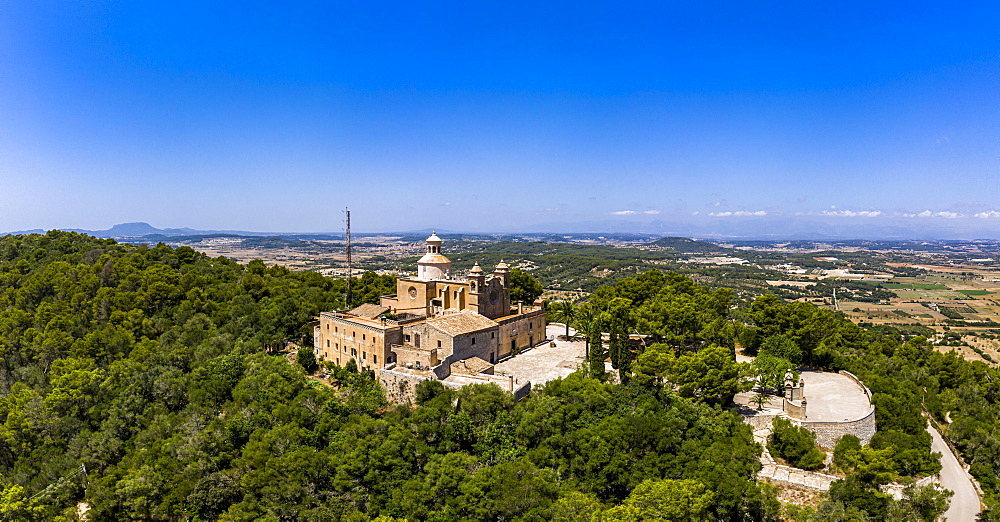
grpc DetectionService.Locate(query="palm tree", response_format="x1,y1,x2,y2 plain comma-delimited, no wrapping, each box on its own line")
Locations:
750,392,769,411
547,300,577,338
573,303,600,347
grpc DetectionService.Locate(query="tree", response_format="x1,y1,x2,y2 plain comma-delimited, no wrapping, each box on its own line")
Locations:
0,483,44,521
768,417,826,471
509,268,544,304
759,334,803,364
601,479,713,521
296,346,317,373
751,353,794,395
547,301,577,338
550,491,603,521
666,344,743,406
414,379,445,405
602,297,634,376
887,483,952,522
750,392,769,411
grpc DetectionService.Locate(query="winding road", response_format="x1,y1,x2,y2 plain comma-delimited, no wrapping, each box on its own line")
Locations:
928,422,980,521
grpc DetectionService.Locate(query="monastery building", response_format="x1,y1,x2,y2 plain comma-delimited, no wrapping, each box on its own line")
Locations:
313,233,546,397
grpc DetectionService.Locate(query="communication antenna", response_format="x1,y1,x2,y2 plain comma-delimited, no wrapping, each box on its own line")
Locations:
345,208,352,306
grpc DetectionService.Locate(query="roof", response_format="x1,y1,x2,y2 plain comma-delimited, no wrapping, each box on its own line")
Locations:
418,252,452,264
426,231,442,243
426,311,498,336
451,357,494,375
348,303,390,319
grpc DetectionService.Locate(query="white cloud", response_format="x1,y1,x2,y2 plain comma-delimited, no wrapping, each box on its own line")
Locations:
820,210,882,217
611,209,660,216
708,210,767,217
975,211,1000,219
910,210,961,219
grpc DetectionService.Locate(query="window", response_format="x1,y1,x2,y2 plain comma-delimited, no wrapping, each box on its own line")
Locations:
363,351,367,361
437,340,442,348
415,334,421,348
352,349,357,356
363,334,366,341
471,336,476,345
404,334,411,342
491,332,495,338
325,324,329,331
335,326,338,333
326,340,330,348
373,355,378,365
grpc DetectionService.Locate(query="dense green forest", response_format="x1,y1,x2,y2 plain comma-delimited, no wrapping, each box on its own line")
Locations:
0,232,997,520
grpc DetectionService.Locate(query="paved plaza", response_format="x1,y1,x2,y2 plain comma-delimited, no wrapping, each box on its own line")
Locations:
494,324,586,386
733,360,873,421
797,371,872,422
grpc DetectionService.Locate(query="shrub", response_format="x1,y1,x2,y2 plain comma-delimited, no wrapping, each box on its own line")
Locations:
769,417,826,471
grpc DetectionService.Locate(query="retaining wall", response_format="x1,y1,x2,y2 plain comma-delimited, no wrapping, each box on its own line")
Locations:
795,407,877,448
743,413,781,431
377,367,434,404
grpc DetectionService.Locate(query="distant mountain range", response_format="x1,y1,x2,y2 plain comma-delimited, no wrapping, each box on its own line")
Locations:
4,219,999,241
4,222,294,239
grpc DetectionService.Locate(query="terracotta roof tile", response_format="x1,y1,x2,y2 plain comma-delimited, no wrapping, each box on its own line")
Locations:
426,311,497,336
348,303,390,319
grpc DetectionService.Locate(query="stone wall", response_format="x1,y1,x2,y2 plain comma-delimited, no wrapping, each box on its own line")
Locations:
839,370,873,403
796,407,877,448
758,464,839,491
376,365,532,404
784,399,806,420
377,367,435,405
743,412,781,430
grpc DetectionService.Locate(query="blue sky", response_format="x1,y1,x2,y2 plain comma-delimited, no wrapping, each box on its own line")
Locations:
1,1,998,237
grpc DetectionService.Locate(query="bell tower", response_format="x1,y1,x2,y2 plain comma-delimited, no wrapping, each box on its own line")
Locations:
467,262,486,312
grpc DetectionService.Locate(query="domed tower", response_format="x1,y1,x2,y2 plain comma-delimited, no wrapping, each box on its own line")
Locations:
493,260,510,286
467,262,486,312
417,231,452,281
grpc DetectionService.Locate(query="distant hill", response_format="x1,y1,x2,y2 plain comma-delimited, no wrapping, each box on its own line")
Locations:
647,236,730,254
4,223,274,240
91,222,199,237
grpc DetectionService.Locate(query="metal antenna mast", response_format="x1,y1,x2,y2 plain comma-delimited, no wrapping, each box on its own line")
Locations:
345,208,352,306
